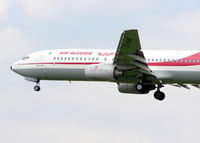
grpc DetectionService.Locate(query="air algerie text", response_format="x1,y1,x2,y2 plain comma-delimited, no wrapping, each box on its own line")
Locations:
59,51,93,55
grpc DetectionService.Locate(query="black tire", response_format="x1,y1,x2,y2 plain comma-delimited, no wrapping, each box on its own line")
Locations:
34,86,40,92
154,90,165,101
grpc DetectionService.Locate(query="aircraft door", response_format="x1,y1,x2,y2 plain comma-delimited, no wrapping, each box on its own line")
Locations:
37,55,44,66
36,55,46,77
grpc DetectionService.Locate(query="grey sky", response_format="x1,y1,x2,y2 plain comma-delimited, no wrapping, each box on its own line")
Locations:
1,0,200,142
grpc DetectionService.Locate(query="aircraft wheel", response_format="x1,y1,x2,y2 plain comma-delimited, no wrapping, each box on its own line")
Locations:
154,90,165,101
136,83,144,92
34,86,40,92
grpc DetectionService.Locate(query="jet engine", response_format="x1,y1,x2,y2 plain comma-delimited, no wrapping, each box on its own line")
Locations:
118,83,155,94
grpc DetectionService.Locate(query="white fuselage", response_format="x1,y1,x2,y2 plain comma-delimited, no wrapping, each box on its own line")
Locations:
11,49,200,84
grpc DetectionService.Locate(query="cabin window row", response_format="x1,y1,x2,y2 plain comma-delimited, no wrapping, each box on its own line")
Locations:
148,58,200,63
54,57,108,61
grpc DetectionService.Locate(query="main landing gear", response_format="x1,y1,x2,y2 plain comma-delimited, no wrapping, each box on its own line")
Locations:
34,80,40,92
154,90,165,101
153,83,165,101
136,82,165,101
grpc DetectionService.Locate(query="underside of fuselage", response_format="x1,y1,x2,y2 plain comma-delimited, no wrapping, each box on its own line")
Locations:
13,64,200,84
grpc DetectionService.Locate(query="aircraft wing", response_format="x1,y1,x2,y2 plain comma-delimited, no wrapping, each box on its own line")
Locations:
113,30,160,84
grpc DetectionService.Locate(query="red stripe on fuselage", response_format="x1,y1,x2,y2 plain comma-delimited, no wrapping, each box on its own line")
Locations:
16,62,101,66
148,52,200,66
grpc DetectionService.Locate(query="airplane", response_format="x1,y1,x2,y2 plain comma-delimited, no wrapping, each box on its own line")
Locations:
11,29,200,101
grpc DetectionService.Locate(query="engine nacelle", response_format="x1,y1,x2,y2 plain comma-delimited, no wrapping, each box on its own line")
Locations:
85,64,115,81
118,83,153,94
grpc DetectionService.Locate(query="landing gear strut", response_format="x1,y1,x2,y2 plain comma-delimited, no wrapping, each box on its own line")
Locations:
154,90,165,101
34,80,40,92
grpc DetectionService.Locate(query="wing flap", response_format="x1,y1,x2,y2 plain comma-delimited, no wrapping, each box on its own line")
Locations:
130,61,151,72
128,54,147,64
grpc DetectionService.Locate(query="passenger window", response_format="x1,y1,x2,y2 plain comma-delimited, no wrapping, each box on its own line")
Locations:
65,57,67,60
80,57,82,61
61,57,63,60
96,58,99,61
148,58,150,62
76,57,78,61
84,57,87,61
57,57,59,60
104,58,107,61
68,57,71,60
185,59,187,63
155,59,158,62
92,57,95,61
189,59,192,63
176,59,179,62
163,59,166,62
197,60,200,63
180,60,183,62
54,57,56,60
72,57,74,60
193,59,196,63
88,57,91,61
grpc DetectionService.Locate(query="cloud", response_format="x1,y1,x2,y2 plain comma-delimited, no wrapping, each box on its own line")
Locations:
166,9,200,41
0,121,151,143
0,0,12,21
17,0,156,19
142,9,200,50
17,0,101,19
0,26,37,63
101,0,156,13
1,81,200,143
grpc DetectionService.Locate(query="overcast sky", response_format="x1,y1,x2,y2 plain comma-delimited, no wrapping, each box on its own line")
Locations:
1,0,200,142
